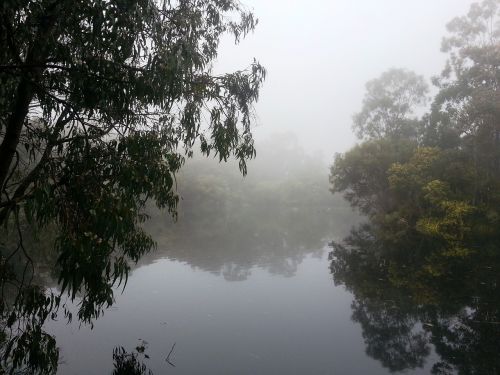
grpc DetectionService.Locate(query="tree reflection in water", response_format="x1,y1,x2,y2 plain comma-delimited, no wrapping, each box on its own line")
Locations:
141,135,357,281
0,133,358,373
330,224,500,375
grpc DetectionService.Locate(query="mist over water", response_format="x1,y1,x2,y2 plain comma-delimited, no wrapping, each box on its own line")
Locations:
47,134,368,374
48,130,499,374
142,133,358,278
2,0,499,374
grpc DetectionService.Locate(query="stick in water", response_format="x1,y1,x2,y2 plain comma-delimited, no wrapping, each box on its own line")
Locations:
166,343,176,367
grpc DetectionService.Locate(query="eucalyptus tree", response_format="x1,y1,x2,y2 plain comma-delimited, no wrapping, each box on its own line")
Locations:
330,4,500,371
432,0,500,177
334,69,428,216
0,0,265,373
352,68,428,140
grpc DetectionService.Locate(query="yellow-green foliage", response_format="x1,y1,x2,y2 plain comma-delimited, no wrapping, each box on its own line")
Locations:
388,147,441,192
422,180,451,204
386,145,481,254
417,202,475,240
417,176,476,255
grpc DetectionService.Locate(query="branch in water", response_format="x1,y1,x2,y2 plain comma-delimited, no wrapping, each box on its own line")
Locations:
165,343,176,367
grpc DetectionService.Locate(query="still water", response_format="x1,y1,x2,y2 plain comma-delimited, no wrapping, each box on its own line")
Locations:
41,153,499,374
46,229,437,374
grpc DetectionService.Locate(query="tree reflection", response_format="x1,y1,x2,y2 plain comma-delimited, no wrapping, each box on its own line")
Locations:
0,221,61,374
330,224,500,374
142,133,358,280
0,133,359,373
352,298,430,372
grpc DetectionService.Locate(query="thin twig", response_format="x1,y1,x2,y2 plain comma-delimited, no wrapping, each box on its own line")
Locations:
471,320,500,325
166,342,176,367
15,208,35,287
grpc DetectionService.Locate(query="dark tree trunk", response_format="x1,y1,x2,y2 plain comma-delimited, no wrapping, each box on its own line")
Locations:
0,1,61,192
0,77,35,191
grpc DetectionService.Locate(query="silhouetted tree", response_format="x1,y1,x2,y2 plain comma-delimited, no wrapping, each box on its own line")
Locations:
0,0,265,373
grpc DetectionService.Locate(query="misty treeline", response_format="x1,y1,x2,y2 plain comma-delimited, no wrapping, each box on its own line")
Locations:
329,1,500,373
331,0,500,266
143,133,356,280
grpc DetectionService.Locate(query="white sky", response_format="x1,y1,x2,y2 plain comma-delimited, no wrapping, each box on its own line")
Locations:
216,0,476,157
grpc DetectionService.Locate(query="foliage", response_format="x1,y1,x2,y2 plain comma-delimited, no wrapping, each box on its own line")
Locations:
0,0,265,373
329,2,500,373
433,0,500,174
352,68,428,140
331,0,500,253
112,346,152,375
330,138,415,216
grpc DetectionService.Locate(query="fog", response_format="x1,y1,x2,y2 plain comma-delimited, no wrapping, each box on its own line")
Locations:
5,1,499,374
217,0,475,155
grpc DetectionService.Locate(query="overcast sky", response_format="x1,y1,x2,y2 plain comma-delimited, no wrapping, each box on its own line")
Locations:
216,0,476,158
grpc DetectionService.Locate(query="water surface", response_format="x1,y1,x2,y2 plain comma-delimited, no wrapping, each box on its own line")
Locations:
48,248,435,375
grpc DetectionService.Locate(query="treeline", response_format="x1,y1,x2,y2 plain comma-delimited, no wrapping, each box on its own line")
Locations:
329,2,500,373
144,132,358,279
331,0,500,260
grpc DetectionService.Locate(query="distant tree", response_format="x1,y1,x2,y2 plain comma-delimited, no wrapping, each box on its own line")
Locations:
0,0,265,373
353,69,428,140
334,0,500,234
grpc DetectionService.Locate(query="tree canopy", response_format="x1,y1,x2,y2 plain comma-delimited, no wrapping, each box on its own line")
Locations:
330,2,500,372
0,0,265,373
331,0,500,249
352,68,428,140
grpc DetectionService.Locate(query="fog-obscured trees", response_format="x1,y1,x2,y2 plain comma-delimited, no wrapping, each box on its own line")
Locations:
352,68,428,140
144,133,357,280
330,2,500,372
331,0,500,253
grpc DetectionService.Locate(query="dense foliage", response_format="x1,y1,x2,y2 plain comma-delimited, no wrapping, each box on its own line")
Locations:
0,0,265,373
330,1,500,373
331,0,500,260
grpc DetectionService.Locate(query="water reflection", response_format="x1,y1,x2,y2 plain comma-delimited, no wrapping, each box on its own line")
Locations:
142,200,340,281
1,134,360,374
139,137,357,280
0,223,62,374
330,224,500,374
